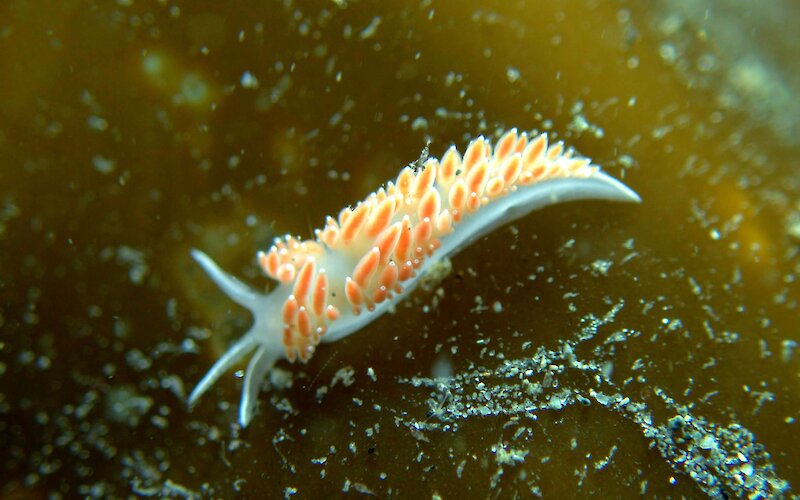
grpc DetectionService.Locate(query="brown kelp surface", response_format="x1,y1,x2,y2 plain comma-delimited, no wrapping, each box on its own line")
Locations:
1,0,798,497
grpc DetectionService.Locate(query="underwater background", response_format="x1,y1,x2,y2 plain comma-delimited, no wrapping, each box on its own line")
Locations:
1,0,798,497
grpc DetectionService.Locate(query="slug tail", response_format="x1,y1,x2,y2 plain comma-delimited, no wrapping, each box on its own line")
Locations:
580,171,642,204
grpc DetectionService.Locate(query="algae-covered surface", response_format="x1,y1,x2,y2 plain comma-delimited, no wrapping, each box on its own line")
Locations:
1,0,798,497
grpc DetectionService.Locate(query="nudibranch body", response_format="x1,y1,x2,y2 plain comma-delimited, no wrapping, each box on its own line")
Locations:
189,129,641,426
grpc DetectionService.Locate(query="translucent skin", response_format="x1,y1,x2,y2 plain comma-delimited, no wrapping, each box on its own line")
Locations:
187,130,641,427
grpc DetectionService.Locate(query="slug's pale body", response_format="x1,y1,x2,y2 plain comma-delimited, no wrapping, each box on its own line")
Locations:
189,129,641,426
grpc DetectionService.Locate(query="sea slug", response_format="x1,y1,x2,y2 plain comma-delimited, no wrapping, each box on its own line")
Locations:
188,129,641,426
